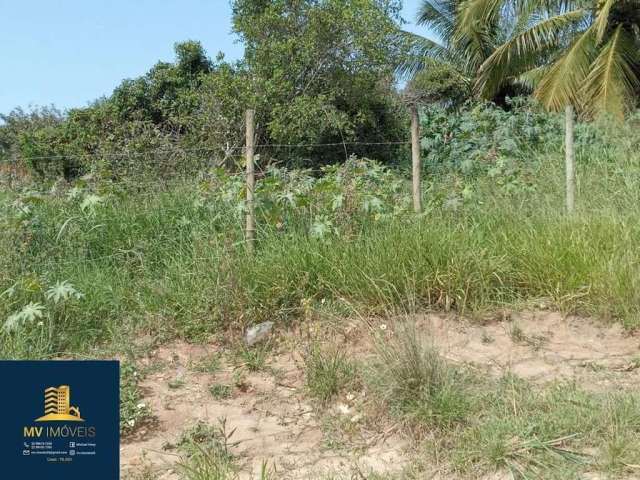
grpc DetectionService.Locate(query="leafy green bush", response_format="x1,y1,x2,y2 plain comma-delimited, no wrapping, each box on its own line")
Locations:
419,99,640,176
420,99,562,174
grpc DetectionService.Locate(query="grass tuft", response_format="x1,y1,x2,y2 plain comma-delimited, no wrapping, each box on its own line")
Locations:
176,419,239,480
120,362,152,435
368,322,471,430
303,343,357,404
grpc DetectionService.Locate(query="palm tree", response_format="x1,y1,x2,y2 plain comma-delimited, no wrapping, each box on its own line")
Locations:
535,0,639,118
460,0,640,118
404,0,639,214
398,0,463,79
404,0,640,118
400,0,588,104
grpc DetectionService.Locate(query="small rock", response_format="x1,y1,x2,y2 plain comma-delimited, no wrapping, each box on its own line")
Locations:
245,321,274,346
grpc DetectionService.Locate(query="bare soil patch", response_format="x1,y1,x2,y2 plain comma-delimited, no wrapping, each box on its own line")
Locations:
121,311,640,479
418,310,640,387
121,341,405,480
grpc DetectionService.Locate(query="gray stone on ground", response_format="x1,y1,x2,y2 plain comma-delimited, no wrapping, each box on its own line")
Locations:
245,321,274,346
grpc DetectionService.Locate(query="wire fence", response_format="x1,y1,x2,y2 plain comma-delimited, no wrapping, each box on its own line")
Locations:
0,139,413,190
1,107,425,228
3,140,411,161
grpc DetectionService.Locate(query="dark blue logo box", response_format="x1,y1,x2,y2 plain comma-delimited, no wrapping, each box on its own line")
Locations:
0,361,120,479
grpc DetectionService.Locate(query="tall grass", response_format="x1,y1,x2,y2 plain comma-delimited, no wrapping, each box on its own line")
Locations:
2,143,640,358
367,321,471,429
365,321,640,478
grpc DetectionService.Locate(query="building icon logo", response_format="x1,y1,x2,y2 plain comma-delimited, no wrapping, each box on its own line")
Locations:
35,385,84,422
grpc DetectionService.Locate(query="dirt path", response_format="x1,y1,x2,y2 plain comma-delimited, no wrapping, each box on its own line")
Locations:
121,311,640,479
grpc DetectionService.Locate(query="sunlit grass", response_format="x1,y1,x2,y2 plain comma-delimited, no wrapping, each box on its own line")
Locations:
2,147,640,359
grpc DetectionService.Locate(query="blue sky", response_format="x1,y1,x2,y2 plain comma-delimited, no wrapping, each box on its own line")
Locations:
0,0,427,113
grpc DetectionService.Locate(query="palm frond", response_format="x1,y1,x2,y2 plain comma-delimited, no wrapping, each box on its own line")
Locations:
516,64,551,90
395,30,453,78
594,0,618,44
417,0,458,43
583,25,640,118
454,0,504,71
534,25,597,111
512,0,548,37
455,0,504,32
476,9,587,98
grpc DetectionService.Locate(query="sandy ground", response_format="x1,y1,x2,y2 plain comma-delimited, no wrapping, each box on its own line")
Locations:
121,341,406,480
121,311,640,479
421,310,640,387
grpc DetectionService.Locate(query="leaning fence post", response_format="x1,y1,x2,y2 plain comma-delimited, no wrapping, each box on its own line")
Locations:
410,104,422,213
245,109,256,252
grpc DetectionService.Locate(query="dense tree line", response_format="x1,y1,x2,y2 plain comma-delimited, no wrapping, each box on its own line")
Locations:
2,0,639,180
1,0,408,180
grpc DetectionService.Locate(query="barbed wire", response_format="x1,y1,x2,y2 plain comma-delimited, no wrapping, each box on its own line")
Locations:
1,140,410,162
251,141,410,148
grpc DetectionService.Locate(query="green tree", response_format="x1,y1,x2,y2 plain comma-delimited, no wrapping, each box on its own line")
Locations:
109,40,212,125
420,0,639,118
404,61,471,107
400,0,588,106
232,0,407,165
9,41,219,179
0,106,63,163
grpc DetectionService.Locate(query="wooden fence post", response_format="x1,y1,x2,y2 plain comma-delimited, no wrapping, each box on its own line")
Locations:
245,109,256,252
410,104,422,213
565,105,575,214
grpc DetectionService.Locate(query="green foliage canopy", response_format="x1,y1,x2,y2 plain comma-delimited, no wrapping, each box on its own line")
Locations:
1,2,410,178
232,0,407,165
406,0,640,118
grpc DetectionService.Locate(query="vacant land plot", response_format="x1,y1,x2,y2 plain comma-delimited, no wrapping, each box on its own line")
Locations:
3,111,640,479
119,311,640,479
